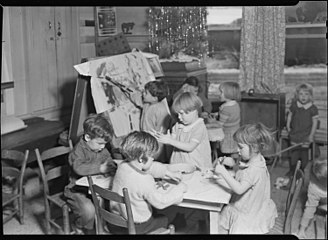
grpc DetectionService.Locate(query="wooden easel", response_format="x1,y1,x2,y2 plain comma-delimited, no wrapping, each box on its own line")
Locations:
68,58,96,145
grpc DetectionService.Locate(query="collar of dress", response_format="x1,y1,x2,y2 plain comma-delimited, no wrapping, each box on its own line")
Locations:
177,118,204,132
297,101,312,109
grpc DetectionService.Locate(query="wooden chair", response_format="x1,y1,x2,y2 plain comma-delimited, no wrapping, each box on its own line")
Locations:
35,140,73,234
313,204,327,239
268,160,304,234
87,176,175,235
2,149,29,224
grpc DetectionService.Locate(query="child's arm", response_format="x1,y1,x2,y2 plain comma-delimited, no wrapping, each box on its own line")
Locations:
286,110,292,132
214,161,251,195
297,182,321,235
308,117,318,143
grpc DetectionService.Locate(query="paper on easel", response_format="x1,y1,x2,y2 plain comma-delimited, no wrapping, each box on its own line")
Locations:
108,108,130,137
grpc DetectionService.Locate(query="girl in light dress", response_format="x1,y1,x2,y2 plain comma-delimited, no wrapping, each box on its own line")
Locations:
206,81,241,159
154,91,212,169
214,122,277,234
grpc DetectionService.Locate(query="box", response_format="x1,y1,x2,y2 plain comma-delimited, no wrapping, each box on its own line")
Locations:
160,61,205,72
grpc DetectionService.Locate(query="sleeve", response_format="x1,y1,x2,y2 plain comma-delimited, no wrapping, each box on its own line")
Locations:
238,167,257,187
142,176,185,209
143,105,157,132
146,161,168,178
69,146,111,176
218,106,231,125
300,182,321,228
171,123,179,139
311,105,319,119
289,101,297,114
190,122,206,144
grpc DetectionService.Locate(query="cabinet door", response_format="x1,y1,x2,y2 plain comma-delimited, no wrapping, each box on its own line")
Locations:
54,7,79,109
24,7,79,114
24,7,58,112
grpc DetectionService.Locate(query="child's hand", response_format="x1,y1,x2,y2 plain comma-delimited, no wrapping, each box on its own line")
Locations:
214,158,228,176
100,160,117,176
179,182,188,193
165,170,182,183
153,132,172,144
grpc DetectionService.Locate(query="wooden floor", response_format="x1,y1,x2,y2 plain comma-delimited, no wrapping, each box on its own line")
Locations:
2,159,327,237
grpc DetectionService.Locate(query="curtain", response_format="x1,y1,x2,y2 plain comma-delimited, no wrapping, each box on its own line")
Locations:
239,6,286,94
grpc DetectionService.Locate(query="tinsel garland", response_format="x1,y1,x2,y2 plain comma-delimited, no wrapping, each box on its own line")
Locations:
145,7,208,60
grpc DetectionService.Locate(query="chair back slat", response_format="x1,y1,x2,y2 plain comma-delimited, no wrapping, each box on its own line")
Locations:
93,184,125,203
41,145,72,161
2,149,25,161
87,175,136,234
284,174,304,234
46,165,70,182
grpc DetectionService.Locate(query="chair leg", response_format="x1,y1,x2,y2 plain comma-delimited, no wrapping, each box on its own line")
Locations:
19,192,24,224
44,200,52,234
62,205,70,234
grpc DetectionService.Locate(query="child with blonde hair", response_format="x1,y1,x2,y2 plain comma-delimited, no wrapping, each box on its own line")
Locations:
207,81,241,159
213,122,277,234
286,83,319,175
154,91,212,169
110,131,187,234
297,159,327,239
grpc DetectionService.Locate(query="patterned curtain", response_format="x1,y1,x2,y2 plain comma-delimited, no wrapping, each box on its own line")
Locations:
239,6,286,94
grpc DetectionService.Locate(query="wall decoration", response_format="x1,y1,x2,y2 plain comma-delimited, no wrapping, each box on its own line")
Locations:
121,22,135,34
96,7,117,36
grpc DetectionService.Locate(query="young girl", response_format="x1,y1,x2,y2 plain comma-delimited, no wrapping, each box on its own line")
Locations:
154,91,212,169
297,159,327,239
140,80,172,163
110,131,187,234
213,122,277,234
207,81,241,159
172,76,212,117
286,83,319,175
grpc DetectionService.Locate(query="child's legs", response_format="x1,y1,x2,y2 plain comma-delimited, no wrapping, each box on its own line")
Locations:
299,147,309,171
64,187,95,230
135,213,168,234
288,149,300,176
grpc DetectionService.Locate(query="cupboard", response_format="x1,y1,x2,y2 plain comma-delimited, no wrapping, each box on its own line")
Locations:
4,7,80,120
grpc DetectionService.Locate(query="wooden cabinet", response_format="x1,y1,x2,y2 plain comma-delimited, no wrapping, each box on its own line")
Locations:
23,7,79,116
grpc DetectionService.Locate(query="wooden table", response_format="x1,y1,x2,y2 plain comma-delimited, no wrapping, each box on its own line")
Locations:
160,170,231,234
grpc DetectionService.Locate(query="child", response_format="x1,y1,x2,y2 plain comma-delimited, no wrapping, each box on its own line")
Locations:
297,159,327,239
286,83,319,176
110,131,187,234
154,91,212,169
64,114,117,234
172,76,212,117
207,81,241,159
213,122,277,234
140,80,172,163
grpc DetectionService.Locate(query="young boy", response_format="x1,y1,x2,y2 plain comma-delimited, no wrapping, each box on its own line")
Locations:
110,131,187,234
64,114,117,234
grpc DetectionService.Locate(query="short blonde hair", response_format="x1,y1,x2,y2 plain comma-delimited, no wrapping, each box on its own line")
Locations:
312,159,327,183
219,81,241,101
172,92,203,114
295,83,314,101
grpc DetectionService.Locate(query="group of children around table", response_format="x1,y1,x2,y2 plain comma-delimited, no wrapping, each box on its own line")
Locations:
63,77,326,236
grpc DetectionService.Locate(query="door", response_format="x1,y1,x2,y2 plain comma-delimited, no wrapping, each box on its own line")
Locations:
24,7,79,115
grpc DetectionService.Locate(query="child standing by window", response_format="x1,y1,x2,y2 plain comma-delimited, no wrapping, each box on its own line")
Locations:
154,91,212,169
213,123,277,234
207,81,241,159
286,83,319,176
64,114,118,235
140,80,172,163
297,159,327,239
110,131,187,234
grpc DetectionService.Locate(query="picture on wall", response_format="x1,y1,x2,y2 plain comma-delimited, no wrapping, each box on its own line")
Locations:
96,6,117,36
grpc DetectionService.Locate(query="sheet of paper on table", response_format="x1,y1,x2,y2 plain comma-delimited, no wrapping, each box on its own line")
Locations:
160,171,231,205
74,159,123,188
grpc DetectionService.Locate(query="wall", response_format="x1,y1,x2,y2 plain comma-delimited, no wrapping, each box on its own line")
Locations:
78,7,149,60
